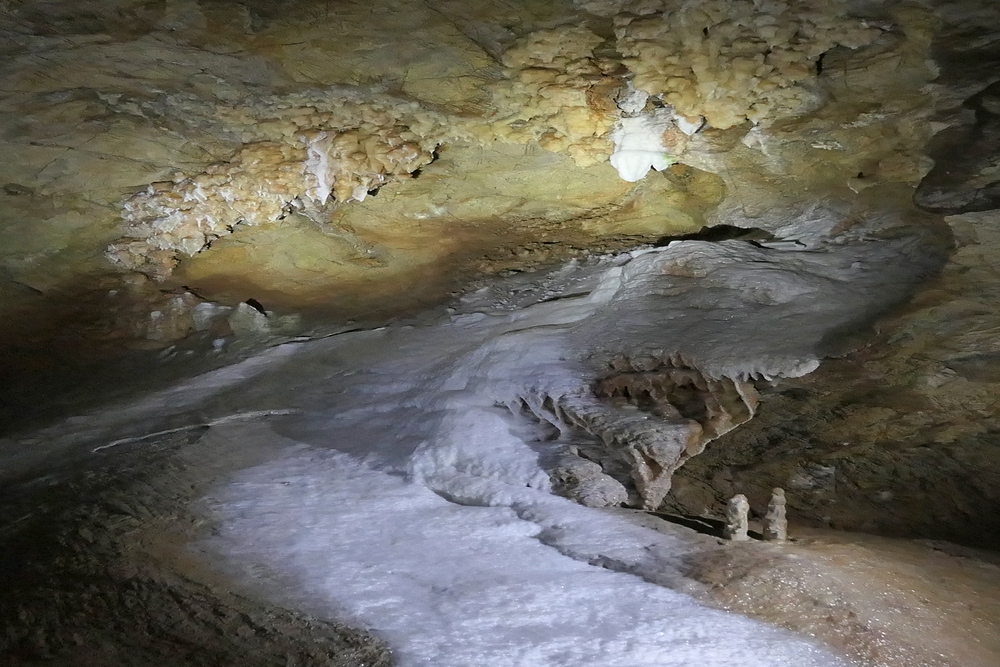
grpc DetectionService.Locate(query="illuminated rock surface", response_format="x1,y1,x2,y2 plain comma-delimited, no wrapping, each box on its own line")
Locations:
2,0,1000,665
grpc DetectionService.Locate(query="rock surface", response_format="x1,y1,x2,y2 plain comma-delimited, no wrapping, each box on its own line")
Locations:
2,0,997,543
665,209,1000,549
682,526,1000,667
3,0,1000,663
0,424,391,667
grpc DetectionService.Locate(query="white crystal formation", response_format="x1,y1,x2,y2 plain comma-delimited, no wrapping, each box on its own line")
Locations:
609,108,676,181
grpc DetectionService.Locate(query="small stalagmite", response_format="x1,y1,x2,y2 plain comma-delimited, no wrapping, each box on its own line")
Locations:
764,488,788,541
723,494,751,541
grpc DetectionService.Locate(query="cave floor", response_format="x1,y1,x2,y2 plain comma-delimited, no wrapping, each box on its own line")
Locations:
3,407,999,667
2,240,999,667
683,524,1000,667
3,302,1000,667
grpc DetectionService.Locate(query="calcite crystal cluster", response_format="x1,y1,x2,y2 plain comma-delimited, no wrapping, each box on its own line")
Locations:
107,90,455,278
488,26,621,167
101,0,892,280
588,0,883,128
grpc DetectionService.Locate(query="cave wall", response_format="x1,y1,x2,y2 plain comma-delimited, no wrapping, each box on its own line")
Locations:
663,0,1000,547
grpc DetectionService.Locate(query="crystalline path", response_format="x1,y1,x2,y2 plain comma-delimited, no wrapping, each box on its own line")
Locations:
214,439,845,667
1,231,942,667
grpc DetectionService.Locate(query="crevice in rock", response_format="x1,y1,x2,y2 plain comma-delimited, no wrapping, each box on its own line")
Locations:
654,224,777,246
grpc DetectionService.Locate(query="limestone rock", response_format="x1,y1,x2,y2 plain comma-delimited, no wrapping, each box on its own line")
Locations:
664,209,1000,549
541,357,759,510
607,0,883,129
723,494,751,541
488,25,620,167
2,0,1000,556
763,488,788,541
227,302,271,337
107,92,452,278
548,451,629,507
915,82,1000,214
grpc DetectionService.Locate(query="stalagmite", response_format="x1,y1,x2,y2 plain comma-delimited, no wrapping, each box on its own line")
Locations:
764,488,788,542
723,494,751,541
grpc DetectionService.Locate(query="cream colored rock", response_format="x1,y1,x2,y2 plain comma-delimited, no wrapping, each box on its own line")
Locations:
609,108,677,181
608,0,882,129
106,90,456,278
724,494,751,541
227,302,271,337
487,25,621,166
549,451,630,507
763,488,788,541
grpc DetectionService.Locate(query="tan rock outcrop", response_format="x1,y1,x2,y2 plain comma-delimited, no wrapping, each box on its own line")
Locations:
106,90,455,278
488,25,621,166
546,358,759,509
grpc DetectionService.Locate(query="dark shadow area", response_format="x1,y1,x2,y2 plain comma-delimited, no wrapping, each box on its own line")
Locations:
655,224,777,246
0,428,391,667
915,80,1000,214
0,335,237,439
649,512,727,539
650,511,768,541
